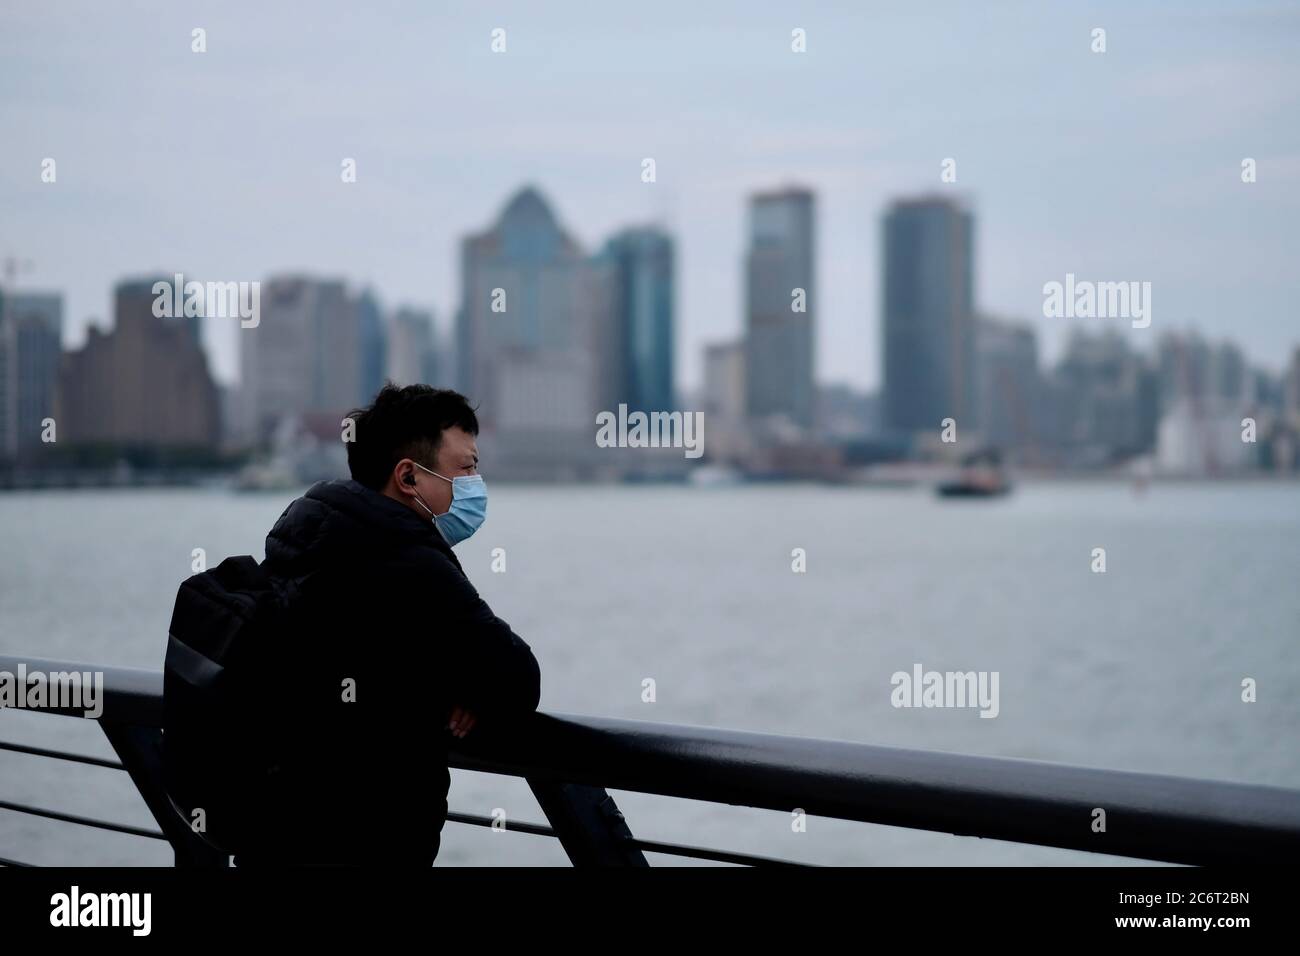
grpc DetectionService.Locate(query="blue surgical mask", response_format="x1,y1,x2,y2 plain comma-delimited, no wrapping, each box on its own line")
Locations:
412,462,487,546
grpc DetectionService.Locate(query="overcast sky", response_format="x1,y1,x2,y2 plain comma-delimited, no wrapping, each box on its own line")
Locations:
3,0,1298,391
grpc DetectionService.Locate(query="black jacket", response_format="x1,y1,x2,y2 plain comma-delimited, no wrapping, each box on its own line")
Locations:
242,478,540,865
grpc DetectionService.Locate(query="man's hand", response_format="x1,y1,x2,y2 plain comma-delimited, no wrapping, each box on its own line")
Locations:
448,704,478,739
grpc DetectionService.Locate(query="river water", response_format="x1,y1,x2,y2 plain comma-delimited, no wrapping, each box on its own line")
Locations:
1,481,1297,865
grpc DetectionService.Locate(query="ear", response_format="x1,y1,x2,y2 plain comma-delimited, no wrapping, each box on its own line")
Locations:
393,458,420,496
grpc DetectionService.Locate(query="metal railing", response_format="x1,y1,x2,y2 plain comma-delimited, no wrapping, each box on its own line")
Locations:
3,653,1299,866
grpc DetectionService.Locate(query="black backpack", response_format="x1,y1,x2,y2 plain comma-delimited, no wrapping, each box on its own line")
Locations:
162,555,297,854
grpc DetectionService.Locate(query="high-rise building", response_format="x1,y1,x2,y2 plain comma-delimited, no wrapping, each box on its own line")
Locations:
703,340,748,462
357,289,388,403
0,290,62,461
57,278,219,448
881,196,976,439
1209,340,1248,409
386,307,439,387
744,187,815,430
456,186,619,475
1050,328,1154,463
1157,330,1212,415
239,276,381,445
600,227,675,413
1285,347,1300,421
977,317,1039,453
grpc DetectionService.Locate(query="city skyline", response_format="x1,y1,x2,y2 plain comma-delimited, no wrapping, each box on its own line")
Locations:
6,227,1298,477
7,177,1297,395
4,1,1299,393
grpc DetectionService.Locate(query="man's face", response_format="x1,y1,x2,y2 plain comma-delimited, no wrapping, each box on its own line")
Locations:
412,426,479,516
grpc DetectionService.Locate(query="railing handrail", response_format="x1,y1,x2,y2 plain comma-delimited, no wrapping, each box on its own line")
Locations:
0,655,162,724
4,653,1300,865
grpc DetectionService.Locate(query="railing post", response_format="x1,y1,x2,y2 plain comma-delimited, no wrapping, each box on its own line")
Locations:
100,722,228,867
526,779,649,866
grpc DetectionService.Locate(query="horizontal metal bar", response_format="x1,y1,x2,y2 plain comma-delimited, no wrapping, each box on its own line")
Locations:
0,654,162,725
450,712,1300,866
0,798,166,840
0,739,125,770
624,837,811,867
443,810,793,867
5,653,1300,865
444,810,556,838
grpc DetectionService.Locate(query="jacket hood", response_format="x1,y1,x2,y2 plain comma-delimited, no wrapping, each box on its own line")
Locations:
263,478,454,576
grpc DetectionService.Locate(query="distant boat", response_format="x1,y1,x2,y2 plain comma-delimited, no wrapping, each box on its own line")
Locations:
936,449,1012,498
688,464,743,487
231,460,299,492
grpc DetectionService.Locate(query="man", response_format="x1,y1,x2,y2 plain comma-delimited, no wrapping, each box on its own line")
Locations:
236,384,541,866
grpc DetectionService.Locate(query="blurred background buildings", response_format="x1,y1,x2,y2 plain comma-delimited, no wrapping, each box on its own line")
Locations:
3,184,1299,487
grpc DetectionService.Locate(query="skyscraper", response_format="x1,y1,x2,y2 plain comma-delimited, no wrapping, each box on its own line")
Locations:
977,317,1039,453
1285,347,1300,422
703,340,748,462
239,276,380,445
57,278,219,448
744,187,815,430
456,186,619,476
1051,328,1152,461
1209,340,1248,409
600,227,675,413
1157,330,1212,416
0,290,62,461
356,288,388,404
881,196,976,439
386,307,439,387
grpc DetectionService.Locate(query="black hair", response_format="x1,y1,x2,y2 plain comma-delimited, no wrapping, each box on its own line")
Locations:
346,383,479,490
